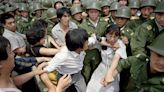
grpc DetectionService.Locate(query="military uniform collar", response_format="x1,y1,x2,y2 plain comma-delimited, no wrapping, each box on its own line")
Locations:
88,17,99,27
155,19,164,32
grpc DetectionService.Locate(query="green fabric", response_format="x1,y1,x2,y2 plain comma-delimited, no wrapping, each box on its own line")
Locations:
117,56,164,92
130,19,159,56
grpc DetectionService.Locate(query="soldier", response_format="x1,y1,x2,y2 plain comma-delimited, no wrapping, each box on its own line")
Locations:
127,0,156,31
115,6,133,48
79,1,108,84
129,0,140,20
109,1,120,24
103,31,164,92
100,0,111,20
71,5,83,27
17,3,31,34
130,1,164,57
44,8,59,35
31,3,46,24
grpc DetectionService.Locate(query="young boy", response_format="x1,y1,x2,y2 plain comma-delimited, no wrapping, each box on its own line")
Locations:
41,28,89,92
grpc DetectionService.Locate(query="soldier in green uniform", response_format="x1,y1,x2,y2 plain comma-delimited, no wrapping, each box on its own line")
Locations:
17,3,31,34
130,1,164,57
79,1,108,84
103,31,164,92
129,0,140,20
127,0,156,31
31,3,46,24
100,0,111,20
44,8,59,35
109,1,120,24
71,5,83,27
115,6,133,55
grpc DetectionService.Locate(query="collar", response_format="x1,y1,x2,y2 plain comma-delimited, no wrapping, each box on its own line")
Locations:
88,18,99,27
155,19,164,32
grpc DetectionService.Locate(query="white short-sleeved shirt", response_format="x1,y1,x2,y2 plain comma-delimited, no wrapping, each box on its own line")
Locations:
44,46,86,74
51,21,78,46
3,29,26,51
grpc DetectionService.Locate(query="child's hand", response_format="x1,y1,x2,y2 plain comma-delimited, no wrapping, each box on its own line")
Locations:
57,74,72,89
33,62,48,75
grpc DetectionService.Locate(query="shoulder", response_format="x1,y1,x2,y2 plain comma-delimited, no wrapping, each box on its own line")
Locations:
69,21,78,29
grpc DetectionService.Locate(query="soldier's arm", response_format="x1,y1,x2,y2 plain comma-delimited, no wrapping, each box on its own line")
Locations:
130,25,149,56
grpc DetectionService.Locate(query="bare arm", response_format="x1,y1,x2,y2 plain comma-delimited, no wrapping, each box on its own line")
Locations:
39,47,59,56
40,73,56,92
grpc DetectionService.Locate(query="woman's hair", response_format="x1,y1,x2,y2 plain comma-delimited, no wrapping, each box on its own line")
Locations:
31,19,48,29
57,7,71,19
105,24,120,36
65,28,88,51
0,36,11,61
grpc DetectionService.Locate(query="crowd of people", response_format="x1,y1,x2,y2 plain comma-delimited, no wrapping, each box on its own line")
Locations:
0,0,164,92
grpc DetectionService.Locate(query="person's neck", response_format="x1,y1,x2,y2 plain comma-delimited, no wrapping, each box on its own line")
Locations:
0,75,14,88
89,18,98,23
60,23,69,32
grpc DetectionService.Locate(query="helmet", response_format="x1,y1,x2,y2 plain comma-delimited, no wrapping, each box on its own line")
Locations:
42,0,53,9
147,31,164,56
115,6,131,18
140,0,156,8
110,1,120,11
33,3,45,12
5,4,16,13
71,5,83,15
46,8,57,19
86,1,101,11
129,0,140,9
19,3,29,12
100,0,111,8
154,1,164,13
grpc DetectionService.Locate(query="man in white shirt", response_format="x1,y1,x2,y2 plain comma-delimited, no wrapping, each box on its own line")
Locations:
41,28,89,92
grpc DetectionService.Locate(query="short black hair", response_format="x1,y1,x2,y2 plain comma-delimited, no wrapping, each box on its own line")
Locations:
65,28,88,51
105,24,120,36
31,19,48,29
57,7,71,19
0,36,11,61
26,27,45,45
0,13,14,24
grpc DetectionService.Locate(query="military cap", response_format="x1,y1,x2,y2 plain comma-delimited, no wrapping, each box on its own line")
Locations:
100,0,111,8
154,1,164,13
140,0,156,8
147,31,164,56
47,8,57,19
129,0,140,9
115,6,131,18
71,5,83,15
86,1,101,11
42,0,53,9
110,1,120,11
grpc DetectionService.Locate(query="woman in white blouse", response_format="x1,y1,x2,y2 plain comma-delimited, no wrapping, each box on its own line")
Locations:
87,24,127,92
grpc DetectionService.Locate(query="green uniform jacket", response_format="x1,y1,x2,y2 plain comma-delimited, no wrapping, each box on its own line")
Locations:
117,56,164,92
127,16,148,32
130,19,160,56
79,17,108,36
